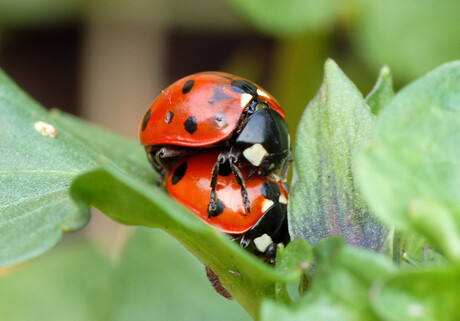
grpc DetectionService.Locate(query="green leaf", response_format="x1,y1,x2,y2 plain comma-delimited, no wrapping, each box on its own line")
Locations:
271,239,314,306
0,228,251,320
391,229,446,266
261,239,394,321
408,198,460,262
221,0,335,37
365,66,394,115
352,0,460,82
0,68,153,266
371,266,460,321
289,59,387,251
0,71,88,266
0,239,113,321
71,166,291,319
356,61,460,262
275,239,313,281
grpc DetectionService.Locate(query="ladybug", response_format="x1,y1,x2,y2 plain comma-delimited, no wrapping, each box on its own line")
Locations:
140,72,290,216
165,149,290,258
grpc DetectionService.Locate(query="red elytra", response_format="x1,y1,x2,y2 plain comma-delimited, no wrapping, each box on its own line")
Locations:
165,149,288,235
139,71,285,147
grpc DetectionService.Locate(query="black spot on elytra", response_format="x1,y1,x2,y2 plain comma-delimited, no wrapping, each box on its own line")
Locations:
184,116,198,134
214,112,227,128
182,80,195,94
230,79,258,97
218,162,231,176
141,110,151,131
165,111,174,123
261,182,280,202
172,162,187,185
208,198,225,217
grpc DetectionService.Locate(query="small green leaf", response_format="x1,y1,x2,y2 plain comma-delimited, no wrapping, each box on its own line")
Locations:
222,0,335,37
356,61,460,263
365,66,394,115
391,229,446,266
0,68,154,267
71,166,291,319
408,198,460,262
311,238,393,295
289,59,387,251
275,239,313,281
371,267,460,321
261,239,394,321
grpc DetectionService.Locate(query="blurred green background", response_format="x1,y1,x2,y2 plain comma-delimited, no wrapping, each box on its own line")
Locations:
0,0,458,319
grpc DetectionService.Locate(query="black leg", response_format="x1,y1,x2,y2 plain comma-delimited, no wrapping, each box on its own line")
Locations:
207,159,221,218
229,158,251,214
208,150,251,216
240,234,251,248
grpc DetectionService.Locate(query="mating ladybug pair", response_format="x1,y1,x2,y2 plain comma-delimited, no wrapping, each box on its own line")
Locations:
139,72,291,258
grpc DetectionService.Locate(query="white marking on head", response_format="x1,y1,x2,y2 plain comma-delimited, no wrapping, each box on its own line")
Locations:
257,89,270,99
240,93,253,107
268,163,275,170
34,121,57,138
261,199,274,213
254,234,273,252
243,143,268,166
278,194,288,205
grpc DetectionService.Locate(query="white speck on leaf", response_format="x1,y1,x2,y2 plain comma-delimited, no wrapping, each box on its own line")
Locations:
34,121,57,138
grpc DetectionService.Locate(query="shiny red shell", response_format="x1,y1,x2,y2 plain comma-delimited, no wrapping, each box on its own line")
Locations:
139,71,285,147
165,149,288,234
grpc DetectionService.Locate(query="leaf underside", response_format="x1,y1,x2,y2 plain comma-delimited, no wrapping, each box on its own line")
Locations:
289,59,387,251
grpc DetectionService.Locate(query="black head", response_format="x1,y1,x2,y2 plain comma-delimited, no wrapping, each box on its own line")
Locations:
235,108,290,176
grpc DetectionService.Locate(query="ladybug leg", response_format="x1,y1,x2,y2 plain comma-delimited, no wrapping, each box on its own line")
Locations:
240,234,251,248
228,158,251,214
208,150,251,216
207,160,221,218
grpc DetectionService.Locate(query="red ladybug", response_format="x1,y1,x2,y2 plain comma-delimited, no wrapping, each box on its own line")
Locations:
165,149,289,258
140,72,290,216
